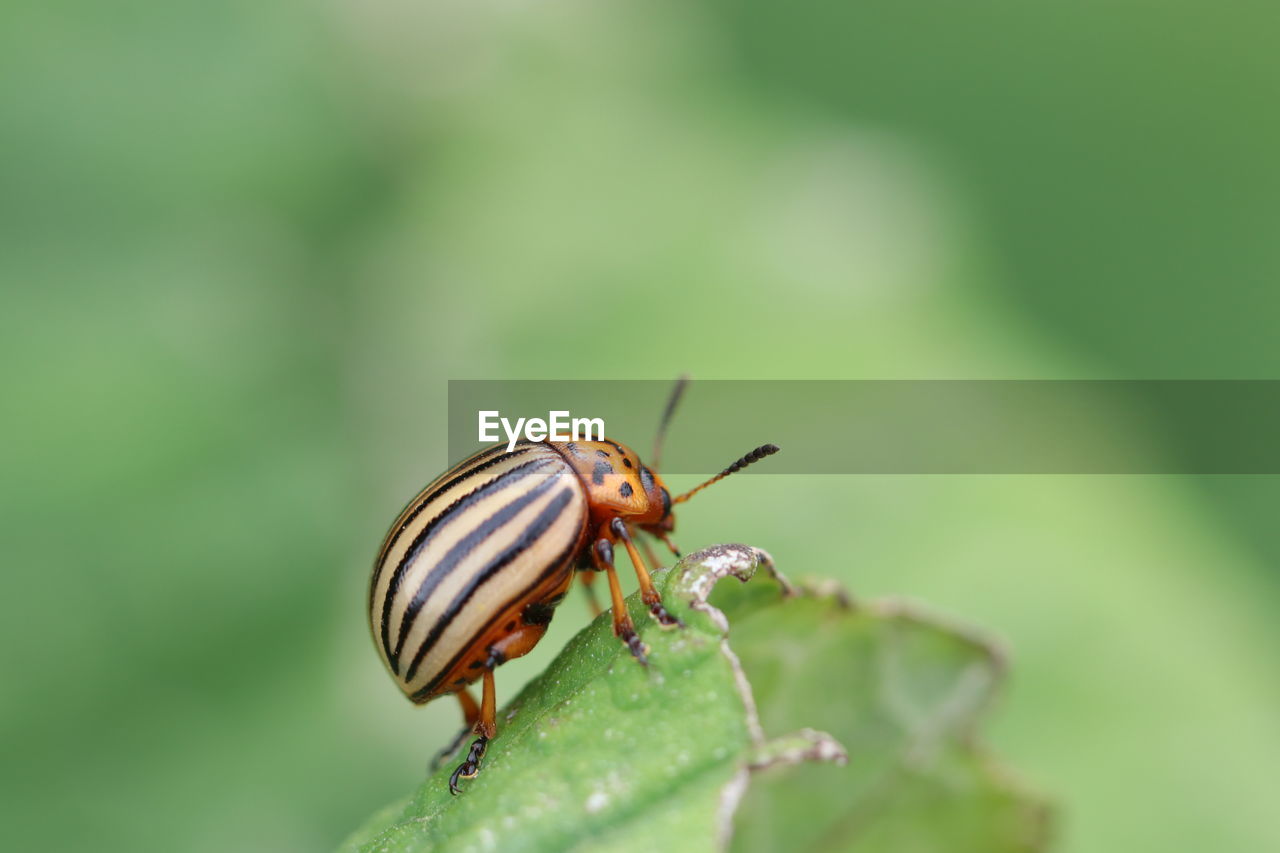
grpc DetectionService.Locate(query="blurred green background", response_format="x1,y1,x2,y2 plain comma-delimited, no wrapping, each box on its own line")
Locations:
4,1,1279,851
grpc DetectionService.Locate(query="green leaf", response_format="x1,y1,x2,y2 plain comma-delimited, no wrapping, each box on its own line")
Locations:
342,546,1050,853
340,545,836,853
715,578,1052,852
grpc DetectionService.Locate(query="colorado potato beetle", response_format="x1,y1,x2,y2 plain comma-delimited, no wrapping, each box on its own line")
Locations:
368,379,779,793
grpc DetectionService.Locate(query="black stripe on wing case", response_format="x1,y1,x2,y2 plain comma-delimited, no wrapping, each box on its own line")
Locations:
373,443,516,572
402,487,577,682
389,469,563,670
408,496,584,700
371,445,535,597
379,456,555,662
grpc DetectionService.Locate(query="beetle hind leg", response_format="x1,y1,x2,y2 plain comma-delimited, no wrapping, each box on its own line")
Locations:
431,727,473,771
448,667,498,795
430,687,481,771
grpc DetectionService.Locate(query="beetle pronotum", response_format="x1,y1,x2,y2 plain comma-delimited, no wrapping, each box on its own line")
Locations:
368,378,779,793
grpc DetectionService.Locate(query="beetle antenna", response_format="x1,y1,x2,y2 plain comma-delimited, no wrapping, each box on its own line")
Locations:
672,444,780,505
651,374,690,471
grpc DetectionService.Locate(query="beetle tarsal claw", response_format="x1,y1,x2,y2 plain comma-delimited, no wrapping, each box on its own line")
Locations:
448,735,490,795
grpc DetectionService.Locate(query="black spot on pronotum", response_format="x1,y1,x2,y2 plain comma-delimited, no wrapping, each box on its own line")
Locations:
622,458,633,468
619,482,633,499
592,460,613,485
596,449,610,458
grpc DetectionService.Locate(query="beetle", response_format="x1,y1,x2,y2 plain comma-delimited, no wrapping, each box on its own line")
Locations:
367,378,779,793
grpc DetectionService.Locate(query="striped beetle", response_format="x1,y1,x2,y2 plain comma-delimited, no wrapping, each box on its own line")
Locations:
368,379,779,793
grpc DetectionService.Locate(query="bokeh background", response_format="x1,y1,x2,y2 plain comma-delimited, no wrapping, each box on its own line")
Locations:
4,1,1279,851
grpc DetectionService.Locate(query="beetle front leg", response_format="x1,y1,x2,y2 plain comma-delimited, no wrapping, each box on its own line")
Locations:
593,538,648,664
610,518,682,628
449,665,497,795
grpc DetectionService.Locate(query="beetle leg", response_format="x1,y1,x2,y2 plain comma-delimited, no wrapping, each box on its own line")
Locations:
578,568,604,619
611,518,682,628
477,665,498,739
458,684,481,728
430,687,480,770
593,538,648,664
448,668,497,795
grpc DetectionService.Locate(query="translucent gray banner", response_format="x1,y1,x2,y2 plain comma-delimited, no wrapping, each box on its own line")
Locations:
447,381,1280,474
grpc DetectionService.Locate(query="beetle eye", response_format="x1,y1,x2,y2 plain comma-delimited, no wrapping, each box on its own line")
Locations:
660,486,672,518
